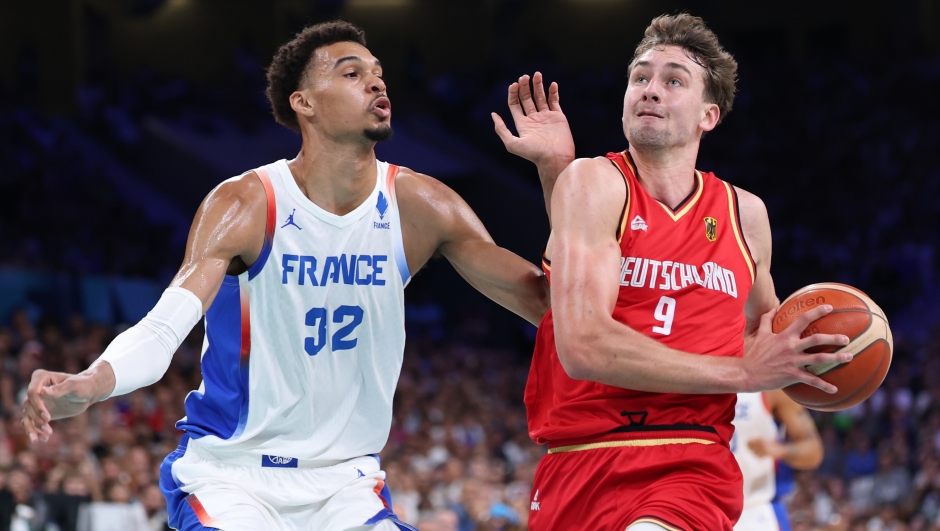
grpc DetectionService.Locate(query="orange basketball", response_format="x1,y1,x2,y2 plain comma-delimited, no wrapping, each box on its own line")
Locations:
771,283,893,412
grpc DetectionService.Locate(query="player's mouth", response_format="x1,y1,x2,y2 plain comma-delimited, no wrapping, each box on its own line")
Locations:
636,109,664,119
370,96,391,118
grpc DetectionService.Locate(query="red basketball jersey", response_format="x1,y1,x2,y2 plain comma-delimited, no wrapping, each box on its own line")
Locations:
526,151,756,446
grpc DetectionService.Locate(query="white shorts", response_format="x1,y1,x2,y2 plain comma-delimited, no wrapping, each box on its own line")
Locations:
159,435,416,531
733,502,781,531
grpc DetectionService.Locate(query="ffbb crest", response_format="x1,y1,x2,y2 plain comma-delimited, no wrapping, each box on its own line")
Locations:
704,217,718,242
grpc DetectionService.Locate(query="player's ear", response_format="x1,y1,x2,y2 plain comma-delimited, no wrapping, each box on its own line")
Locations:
700,102,720,132
289,89,316,120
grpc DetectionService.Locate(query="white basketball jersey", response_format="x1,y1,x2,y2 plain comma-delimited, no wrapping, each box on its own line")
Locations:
731,392,778,509
177,158,410,463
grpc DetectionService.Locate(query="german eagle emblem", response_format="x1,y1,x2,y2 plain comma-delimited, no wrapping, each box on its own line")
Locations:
704,217,718,242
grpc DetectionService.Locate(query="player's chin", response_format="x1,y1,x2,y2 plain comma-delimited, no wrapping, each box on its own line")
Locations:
364,123,394,142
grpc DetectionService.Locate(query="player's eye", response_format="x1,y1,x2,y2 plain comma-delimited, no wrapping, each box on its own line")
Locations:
344,71,358,78
669,79,682,86
635,75,647,83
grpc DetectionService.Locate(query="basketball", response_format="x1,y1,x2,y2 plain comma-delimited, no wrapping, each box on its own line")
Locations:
771,283,893,412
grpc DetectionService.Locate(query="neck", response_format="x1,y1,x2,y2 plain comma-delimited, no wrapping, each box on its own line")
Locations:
628,141,700,210
287,129,377,216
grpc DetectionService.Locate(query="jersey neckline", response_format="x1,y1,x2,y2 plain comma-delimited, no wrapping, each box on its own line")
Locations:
620,151,705,222
274,158,383,229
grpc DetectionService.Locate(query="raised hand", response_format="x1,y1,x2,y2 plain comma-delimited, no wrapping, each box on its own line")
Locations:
741,305,853,393
491,72,575,169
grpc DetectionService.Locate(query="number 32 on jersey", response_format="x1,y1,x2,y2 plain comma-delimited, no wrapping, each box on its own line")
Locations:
304,305,364,355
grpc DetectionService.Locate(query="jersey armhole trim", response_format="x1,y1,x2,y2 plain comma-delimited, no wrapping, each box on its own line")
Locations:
247,168,277,281
724,181,756,283
386,164,412,287
608,154,632,244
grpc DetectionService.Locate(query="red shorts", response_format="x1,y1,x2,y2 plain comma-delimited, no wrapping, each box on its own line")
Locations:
527,430,743,531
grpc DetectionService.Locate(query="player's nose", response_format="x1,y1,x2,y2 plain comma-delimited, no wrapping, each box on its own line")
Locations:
641,84,661,102
368,74,386,93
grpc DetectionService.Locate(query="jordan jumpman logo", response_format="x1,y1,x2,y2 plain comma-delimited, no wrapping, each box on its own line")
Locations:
281,208,302,230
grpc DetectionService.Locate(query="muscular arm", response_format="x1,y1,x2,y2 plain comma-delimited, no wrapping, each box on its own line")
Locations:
396,168,549,325
23,173,266,441
549,158,851,394
748,390,823,469
171,172,267,306
737,187,779,351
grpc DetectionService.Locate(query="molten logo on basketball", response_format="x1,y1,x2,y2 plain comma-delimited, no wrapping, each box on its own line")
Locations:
774,296,826,329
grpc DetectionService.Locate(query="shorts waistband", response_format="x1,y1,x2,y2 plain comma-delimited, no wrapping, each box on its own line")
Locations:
178,433,352,469
546,426,722,454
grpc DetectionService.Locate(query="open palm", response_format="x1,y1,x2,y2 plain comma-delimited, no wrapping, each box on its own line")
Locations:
492,72,575,166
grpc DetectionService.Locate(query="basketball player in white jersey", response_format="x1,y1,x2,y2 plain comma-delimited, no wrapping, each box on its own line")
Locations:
732,391,822,531
20,22,575,531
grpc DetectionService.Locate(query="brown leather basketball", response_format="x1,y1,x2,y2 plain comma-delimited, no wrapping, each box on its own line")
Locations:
771,283,893,412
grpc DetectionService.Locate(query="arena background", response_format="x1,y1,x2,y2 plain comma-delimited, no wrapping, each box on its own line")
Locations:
2,0,940,529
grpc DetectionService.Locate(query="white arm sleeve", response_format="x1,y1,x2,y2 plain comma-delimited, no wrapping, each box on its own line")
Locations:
95,287,204,399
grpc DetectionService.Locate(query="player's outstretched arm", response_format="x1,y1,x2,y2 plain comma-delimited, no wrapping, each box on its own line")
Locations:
396,168,549,325
748,390,823,469
22,172,268,443
550,158,852,394
492,72,575,221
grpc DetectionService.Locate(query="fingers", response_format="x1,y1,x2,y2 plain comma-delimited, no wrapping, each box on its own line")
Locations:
517,74,538,115
796,333,850,351
548,81,562,112
794,371,838,394
532,72,549,111
24,378,54,428
506,82,526,124
26,373,53,427
22,399,52,443
789,305,833,335
801,351,854,368
22,415,40,444
758,308,776,334
491,112,517,150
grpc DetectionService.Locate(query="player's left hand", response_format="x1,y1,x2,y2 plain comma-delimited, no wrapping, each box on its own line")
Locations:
491,72,575,171
747,437,787,459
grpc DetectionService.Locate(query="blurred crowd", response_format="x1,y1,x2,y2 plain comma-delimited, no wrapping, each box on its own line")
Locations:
0,103,180,278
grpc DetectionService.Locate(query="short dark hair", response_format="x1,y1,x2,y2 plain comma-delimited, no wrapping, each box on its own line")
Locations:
265,21,367,132
629,14,737,124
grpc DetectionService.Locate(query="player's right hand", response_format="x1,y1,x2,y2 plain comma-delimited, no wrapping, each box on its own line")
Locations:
22,369,102,443
741,305,853,394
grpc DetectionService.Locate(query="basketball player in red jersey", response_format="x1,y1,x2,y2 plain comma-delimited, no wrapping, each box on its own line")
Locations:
493,14,854,531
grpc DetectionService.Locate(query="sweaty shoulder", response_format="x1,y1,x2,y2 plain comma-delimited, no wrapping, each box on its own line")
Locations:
392,166,455,213
732,185,770,265
387,166,481,274
190,170,269,271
